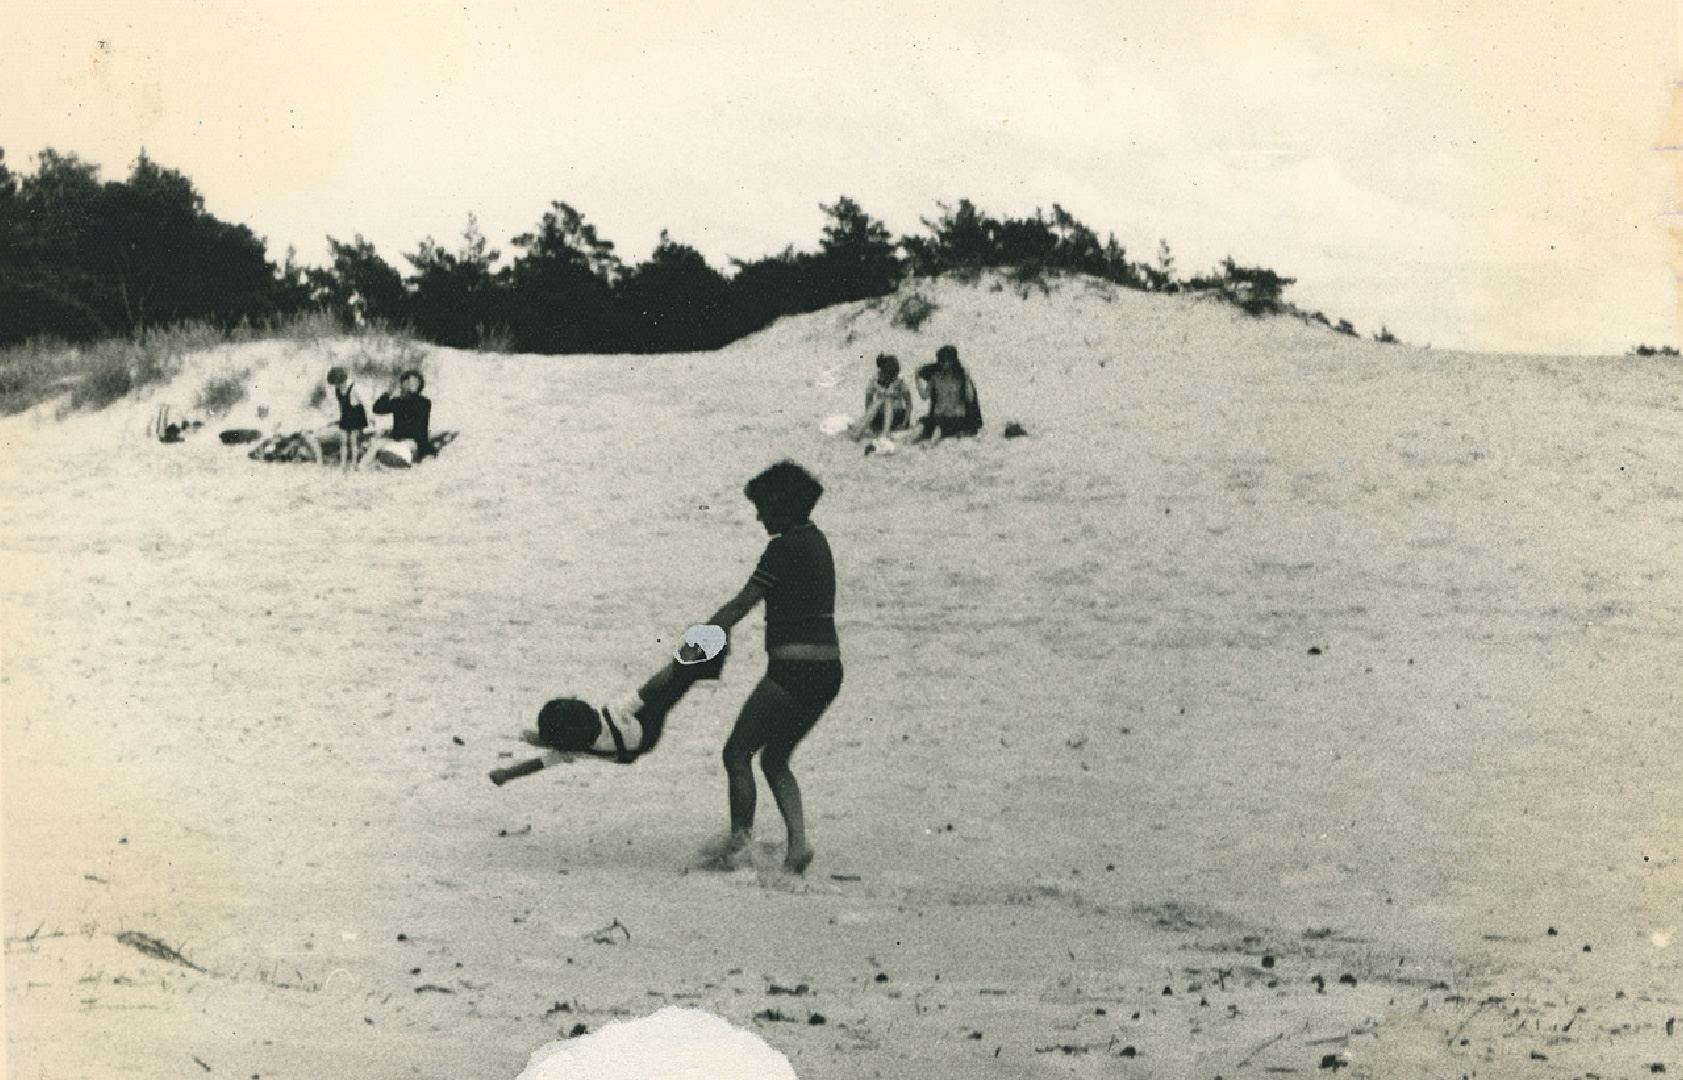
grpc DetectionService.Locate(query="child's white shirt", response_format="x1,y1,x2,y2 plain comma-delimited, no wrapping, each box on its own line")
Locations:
591,690,646,754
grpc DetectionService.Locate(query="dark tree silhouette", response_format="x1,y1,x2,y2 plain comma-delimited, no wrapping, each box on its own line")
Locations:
616,231,733,352
0,146,1331,357
405,216,506,348
310,235,408,324
0,149,274,343
814,196,901,300
505,202,622,352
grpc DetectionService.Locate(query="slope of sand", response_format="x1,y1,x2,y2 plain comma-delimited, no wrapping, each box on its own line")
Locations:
4,274,1680,1078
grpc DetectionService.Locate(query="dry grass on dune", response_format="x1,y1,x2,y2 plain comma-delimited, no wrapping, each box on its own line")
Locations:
4,273,1681,1079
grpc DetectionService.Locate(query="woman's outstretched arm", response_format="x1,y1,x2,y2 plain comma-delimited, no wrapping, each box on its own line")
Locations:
707,580,766,631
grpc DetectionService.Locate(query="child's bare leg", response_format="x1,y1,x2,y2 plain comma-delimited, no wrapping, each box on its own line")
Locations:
760,744,812,872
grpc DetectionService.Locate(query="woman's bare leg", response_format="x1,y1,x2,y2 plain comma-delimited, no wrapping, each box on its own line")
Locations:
760,743,812,872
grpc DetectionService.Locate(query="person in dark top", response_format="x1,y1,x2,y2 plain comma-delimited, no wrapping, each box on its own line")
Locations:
697,461,842,874
369,369,432,466
913,344,983,446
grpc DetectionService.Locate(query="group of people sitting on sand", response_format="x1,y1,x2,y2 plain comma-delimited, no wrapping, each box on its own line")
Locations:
249,366,438,468
847,344,982,453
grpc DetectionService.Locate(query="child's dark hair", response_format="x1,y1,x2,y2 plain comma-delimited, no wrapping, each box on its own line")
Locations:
875,353,900,379
326,366,349,385
744,460,824,521
538,697,601,751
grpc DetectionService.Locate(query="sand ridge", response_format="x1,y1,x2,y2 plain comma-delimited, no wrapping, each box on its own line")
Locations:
4,274,1680,1077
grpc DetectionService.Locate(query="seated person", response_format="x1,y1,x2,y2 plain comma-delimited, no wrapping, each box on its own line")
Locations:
369,369,432,466
850,353,913,441
913,344,983,446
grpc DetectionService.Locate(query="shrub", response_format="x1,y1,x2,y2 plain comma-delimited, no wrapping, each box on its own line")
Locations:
194,371,250,415
66,335,189,411
69,344,138,410
1186,258,1295,316
891,291,938,331
1630,343,1679,356
475,322,515,353
0,336,75,415
349,329,430,385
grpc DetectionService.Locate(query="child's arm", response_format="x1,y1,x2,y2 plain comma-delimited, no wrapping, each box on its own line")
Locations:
707,580,766,633
850,397,886,440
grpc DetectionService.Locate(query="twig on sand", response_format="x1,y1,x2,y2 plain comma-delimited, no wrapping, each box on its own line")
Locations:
587,918,631,945
1445,999,1492,1048
115,931,204,972
1235,1031,1287,1068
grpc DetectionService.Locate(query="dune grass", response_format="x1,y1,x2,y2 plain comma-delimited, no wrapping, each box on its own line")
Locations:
0,312,427,418
192,371,252,416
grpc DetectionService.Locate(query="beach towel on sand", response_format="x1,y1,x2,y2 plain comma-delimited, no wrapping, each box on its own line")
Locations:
248,430,458,465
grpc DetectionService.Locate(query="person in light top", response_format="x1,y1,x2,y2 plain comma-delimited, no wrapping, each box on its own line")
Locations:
850,353,913,445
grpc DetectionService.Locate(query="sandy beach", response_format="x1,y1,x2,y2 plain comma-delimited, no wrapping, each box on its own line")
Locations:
4,275,1680,1078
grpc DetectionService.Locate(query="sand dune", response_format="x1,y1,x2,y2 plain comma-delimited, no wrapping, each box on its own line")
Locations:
4,273,1680,1077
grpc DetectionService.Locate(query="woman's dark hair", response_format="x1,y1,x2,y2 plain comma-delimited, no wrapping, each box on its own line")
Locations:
744,460,824,522
538,697,601,751
326,366,349,385
400,369,426,393
875,353,900,379
936,344,959,365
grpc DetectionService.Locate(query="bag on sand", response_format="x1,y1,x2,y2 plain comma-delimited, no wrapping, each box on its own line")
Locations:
374,441,415,468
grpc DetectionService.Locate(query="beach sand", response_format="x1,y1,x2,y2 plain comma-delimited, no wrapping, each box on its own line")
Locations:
4,275,1680,1077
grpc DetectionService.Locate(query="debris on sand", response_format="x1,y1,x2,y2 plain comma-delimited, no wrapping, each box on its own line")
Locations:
586,919,631,945
515,1006,796,1080
114,931,204,971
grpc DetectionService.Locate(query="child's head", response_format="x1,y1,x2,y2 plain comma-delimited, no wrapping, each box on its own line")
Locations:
326,366,349,386
744,460,823,531
936,344,960,368
399,369,425,395
875,353,900,383
538,697,602,751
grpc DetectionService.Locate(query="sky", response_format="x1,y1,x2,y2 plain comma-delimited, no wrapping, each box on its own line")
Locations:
3,0,1678,354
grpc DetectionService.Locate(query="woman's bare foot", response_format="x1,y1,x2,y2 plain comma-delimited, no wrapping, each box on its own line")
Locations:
783,844,814,875
696,830,750,871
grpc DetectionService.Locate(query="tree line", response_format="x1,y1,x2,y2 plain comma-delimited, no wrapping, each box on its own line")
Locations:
0,147,1303,353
